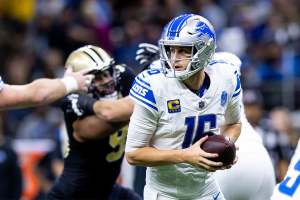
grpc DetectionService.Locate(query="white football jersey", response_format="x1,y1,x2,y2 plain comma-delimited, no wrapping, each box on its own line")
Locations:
126,61,241,199
149,59,262,145
271,139,300,200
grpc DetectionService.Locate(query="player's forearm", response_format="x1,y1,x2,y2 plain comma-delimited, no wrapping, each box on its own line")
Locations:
220,120,242,142
0,79,66,110
25,78,68,107
73,115,129,142
27,77,79,106
125,147,186,167
93,96,134,122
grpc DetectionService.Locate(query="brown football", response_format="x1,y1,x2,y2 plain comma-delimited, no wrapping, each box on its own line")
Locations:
200,134,236,167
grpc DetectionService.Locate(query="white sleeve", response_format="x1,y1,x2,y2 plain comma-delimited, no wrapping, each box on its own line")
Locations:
224,73,241,125
224,95,241,124
125,102,158,152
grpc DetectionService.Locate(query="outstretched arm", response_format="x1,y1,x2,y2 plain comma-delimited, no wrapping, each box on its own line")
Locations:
72,115,129,142
93,96,134,122
0,66,93,110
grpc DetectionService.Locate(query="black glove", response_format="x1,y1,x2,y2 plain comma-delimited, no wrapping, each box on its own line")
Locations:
64,93,96,118
136,43,160,71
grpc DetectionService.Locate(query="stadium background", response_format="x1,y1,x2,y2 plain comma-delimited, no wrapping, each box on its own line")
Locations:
0,0,299,199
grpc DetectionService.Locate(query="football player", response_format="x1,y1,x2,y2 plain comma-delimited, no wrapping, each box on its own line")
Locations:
135,32,277,200
0,62,92,110
46,45,142,200
125,14,241,200
137,51,276,200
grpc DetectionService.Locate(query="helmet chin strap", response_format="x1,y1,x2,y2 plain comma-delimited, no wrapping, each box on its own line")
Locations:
87,86,119,100
98,91,118,100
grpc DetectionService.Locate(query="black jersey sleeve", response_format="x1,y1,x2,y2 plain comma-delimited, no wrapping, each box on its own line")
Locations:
116,64,136,97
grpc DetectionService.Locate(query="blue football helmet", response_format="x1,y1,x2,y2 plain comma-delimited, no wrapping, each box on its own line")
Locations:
159,14,216,80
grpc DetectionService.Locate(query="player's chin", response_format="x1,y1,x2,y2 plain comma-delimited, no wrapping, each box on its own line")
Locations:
99,88,115,95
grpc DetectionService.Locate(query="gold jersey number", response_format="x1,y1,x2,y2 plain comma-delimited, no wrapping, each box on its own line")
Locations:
106,125,127,163
64,125,127,162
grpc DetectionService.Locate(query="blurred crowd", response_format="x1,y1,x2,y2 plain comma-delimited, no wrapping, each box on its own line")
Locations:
0,0,300,199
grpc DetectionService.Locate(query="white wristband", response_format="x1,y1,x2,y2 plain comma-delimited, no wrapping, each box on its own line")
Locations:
61,77,78,94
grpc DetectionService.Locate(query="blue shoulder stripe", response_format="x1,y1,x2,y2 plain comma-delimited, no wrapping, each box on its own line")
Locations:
235,75,241,92
137,76,150,87
130,79,156,104
130,91,158,111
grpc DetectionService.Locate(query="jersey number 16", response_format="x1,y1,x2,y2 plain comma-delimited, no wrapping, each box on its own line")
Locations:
182,114,216,149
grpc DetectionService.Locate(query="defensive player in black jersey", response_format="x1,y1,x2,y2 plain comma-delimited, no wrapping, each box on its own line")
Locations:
46,45,142,200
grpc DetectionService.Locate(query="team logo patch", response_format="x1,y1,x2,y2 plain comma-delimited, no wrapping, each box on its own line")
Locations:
221,91,227,107
167,99,181,113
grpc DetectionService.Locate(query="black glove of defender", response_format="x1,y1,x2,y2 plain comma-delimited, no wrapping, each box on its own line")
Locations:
65,93,96,117
136,43,160,72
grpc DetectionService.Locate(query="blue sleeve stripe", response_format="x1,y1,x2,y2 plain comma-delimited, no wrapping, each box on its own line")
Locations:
234,87,241,95
235,75,241,91
137,76,150,87
232,89,241,97
131,79,156,104
130,91,158,111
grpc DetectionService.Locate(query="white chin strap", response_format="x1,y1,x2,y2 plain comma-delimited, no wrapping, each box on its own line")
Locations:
98,91,118,100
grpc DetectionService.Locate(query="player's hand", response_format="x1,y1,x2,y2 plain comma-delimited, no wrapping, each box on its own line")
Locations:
223,145,239,170
64,93,96,117
182,135,223,172
135,43,160,65
64,65,94,92
61,95,75,115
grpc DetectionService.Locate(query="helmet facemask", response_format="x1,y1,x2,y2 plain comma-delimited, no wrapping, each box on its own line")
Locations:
65,45,121,100
88,62,121,100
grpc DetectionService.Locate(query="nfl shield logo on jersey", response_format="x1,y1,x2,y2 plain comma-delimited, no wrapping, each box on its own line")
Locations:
199,101,205,108
221,91,227,107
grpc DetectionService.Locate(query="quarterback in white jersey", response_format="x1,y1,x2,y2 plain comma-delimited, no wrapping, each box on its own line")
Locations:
213,52,276,200
148,53,276,200
125,14,241,200
271,139,300,200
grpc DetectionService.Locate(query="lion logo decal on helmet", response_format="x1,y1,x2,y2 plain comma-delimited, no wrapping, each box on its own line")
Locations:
195,21,216,45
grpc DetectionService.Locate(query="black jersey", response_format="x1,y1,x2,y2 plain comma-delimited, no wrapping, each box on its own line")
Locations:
47,65,135,199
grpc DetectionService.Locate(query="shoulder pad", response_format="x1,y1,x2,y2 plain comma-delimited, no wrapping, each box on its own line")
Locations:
129,71,161,112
